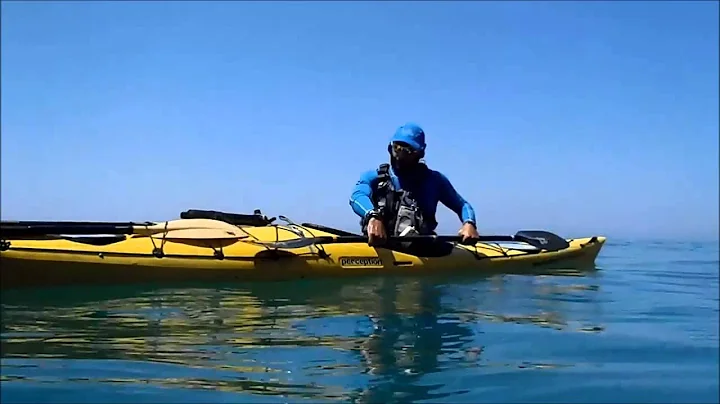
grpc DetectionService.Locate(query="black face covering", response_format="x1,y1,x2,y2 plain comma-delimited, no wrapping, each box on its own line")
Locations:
391,155,420,174
389,143,423,174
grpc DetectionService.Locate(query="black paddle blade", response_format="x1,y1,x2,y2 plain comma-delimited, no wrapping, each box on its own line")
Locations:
514,230,570,251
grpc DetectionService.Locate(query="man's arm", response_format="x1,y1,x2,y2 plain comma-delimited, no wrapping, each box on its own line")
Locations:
349,170,379,219
437,171,476,225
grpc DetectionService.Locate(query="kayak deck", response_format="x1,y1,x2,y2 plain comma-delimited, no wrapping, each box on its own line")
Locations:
0,219,606,290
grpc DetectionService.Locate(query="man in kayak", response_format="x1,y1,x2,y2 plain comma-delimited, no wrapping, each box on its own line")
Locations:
349,122,480,246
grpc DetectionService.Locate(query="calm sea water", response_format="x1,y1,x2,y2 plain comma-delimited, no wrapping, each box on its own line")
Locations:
2,239,718,403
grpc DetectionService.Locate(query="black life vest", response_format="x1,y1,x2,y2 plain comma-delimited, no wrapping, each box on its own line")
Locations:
362,163,432,236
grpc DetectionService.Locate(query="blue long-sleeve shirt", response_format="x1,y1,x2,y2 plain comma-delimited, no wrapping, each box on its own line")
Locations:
349,164,476,231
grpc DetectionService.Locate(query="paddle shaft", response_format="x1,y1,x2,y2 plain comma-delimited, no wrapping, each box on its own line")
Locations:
1,220,147,226
0,221,155,237
322,234,516,243
253,230,570,251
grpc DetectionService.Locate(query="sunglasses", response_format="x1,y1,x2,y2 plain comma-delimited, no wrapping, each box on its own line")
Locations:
391,142,419,157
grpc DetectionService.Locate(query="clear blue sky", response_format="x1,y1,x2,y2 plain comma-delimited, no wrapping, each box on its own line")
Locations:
1,1,718,240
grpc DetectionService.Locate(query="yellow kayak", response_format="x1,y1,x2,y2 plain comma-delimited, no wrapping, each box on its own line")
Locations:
0,209,606,290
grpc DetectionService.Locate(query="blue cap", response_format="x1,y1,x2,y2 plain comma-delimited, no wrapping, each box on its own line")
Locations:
390,122,426,151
